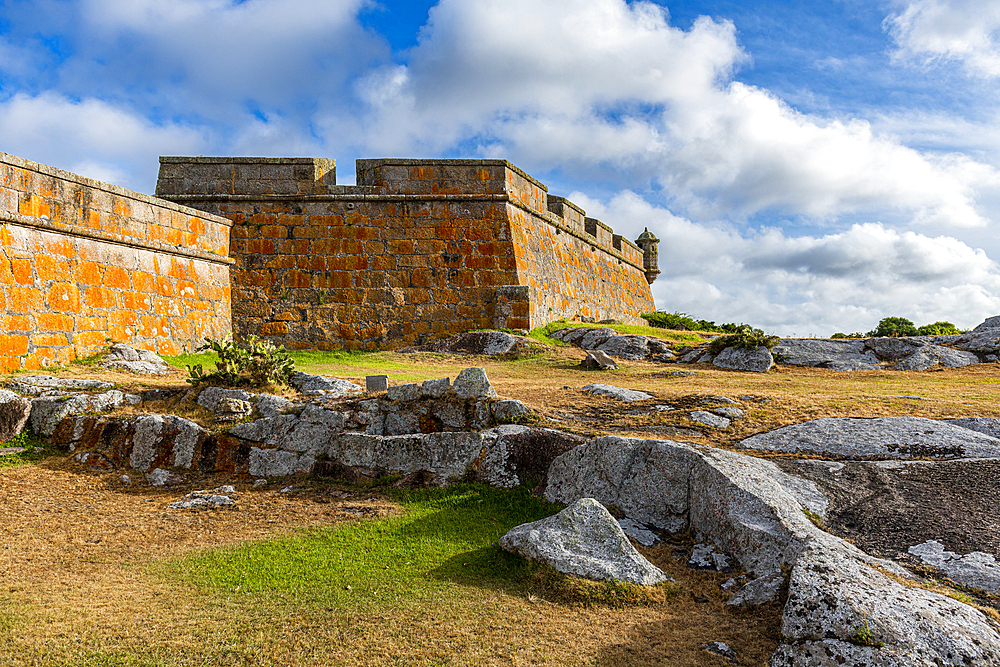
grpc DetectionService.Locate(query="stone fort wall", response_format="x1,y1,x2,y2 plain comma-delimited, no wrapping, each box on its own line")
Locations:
0,152,234,371
157,157,658,350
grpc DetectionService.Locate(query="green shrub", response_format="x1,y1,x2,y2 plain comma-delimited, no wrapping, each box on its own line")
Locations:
186,335,294,387
916,321,963,336
641,311,743,333
866,317,918,338
831,332,865,339
708,325,779,354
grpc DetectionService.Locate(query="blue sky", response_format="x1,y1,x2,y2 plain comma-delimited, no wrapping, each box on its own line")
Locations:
2,0,1000,335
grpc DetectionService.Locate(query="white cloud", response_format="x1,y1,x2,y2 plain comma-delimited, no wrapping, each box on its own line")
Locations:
578,190,1000,335
0,92,208,191
346,0,997,229
886,0,1000,78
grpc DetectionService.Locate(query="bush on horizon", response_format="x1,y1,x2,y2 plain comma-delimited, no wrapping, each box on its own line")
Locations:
641,311,745,333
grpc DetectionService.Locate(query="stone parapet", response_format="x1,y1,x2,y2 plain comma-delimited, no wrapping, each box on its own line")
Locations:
0,152,233,371
157,156,657,349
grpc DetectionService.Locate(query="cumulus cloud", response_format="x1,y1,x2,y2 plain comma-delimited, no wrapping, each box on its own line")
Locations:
346,0,997,229
576,191,1000,335
886,0,1000,78
0,92,208,190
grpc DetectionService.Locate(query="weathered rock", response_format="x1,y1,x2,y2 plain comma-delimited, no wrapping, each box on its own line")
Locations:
147,468,187,487
689,411,730,429
779,544,1000,666
0,389,31,443
451,367,497,399
30,390,138,437
679,347,708,363
230,404,346,457
248,447,314,477
5,375,114,395
386,383,421,402
130,415,212,471
908,540,1000,594
689,544,732,571
289,371,363,397
768,640,897,667
949,417,1000,439
973,315,1000,332
491,399,531,423
864,337,927,361
773,339,880,370
618,518,660,546
472,424,586,489
580,350,618,370
581,384,653,402
213,397,253,423
894,345,979,370
740,416,1000,459
726,570,784,606
253,394,294,418
196,387,254,412
578,328,617,350
73,451,112,470
325,431,487,485
168,490,235,510
420,377,451,397
560,327,593,346
596,335,650,360
952,328,1000,355
702,642,737,663
499,498,671,586
101,343,172,374
713,406,745,419
711,346,775,373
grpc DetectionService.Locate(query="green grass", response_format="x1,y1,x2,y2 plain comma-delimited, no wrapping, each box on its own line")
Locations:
0,428,56,470
530,319,712,346
166,484,559,603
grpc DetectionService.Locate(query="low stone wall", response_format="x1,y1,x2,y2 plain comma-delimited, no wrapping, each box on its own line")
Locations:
0,152,234,370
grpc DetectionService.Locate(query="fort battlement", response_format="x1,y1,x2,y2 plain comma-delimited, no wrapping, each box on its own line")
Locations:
157,156,658,351
0,152,233,371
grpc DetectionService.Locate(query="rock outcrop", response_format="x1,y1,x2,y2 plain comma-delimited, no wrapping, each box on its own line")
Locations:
499,498,671,586
739,416,1000,459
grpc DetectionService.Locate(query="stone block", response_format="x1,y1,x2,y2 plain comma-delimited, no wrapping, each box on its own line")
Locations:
387,383,421,402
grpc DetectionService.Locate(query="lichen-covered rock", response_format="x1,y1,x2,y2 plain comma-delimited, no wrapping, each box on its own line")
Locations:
894,345,979,370
618,518,660,546
214,397,252,423
289,371,362,397
386,383,421,402
420,377,451,397
952,329,1000,355
690,410,730,429
726,570,784,606
229,404,346,457
780,544,1000,665
596,335,650,360
451,367,497,399
865,337,927,361
578,328,617,350
711,346,774,373
773,339,880,369
0,389,31,443
499,498,671,586
948,417,1000,439
581,349,618,370
196,387,254,412
30,390,138,436
908,540,1000,594
101,343,172,375
253,394,294,418
739,416,1000,459
582,384,653,402
5,375,114,395
248,447,315,477
146,468,187,487
491,399,531,423
325,431,486,485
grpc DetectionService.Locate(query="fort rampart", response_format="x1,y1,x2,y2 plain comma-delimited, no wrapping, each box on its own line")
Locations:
0,152,234,371
157,157,658,350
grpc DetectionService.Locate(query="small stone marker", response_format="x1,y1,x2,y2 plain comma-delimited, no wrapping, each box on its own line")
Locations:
366,375,389,393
